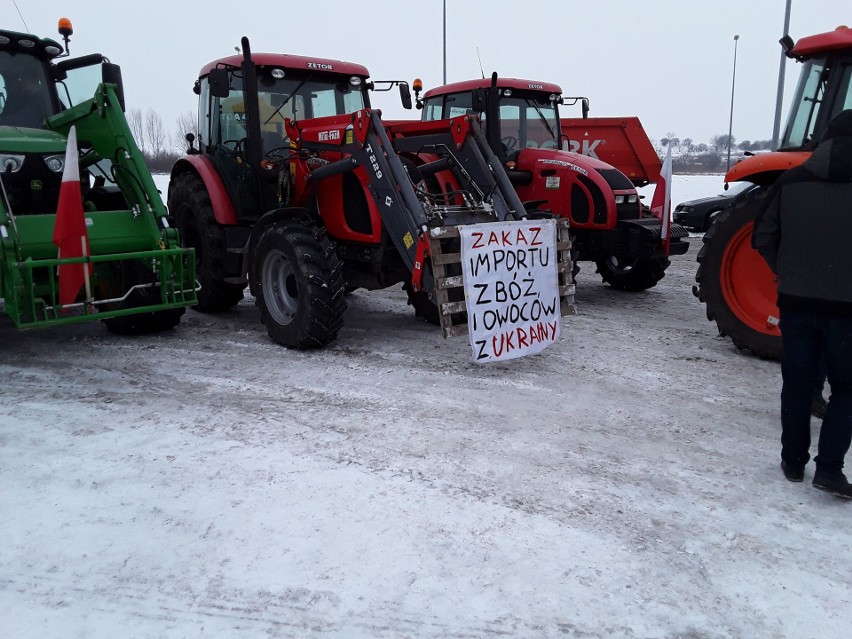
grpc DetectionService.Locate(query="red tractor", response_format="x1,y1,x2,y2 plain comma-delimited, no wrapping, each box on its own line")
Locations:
694,25,852,359
414,74,689,291
168,39,571,348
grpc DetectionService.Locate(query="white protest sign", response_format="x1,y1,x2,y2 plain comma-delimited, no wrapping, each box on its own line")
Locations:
458,218,561,363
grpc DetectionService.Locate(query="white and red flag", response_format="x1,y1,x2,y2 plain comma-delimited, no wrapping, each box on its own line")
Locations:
650,144,672,256
51,125,92,307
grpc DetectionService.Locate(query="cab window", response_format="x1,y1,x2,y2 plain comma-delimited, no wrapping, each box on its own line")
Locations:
0,51,54,128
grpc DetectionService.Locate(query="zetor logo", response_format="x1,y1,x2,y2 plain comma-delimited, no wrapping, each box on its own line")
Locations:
308,62,333,70
318,129,341,142
567,139,603,160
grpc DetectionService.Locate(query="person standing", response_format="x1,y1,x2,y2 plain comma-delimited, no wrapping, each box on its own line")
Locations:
753,109,852,499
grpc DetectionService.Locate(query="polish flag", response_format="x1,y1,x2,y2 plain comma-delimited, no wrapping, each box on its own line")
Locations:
650,144,672,256
51,125,92,307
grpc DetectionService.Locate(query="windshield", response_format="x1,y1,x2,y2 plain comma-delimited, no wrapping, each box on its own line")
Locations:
781,57,852,150
0,51,55,128
56,63,105,110
781,59,827,149
216,71,367,151
422,90,560,150
499,94,560,150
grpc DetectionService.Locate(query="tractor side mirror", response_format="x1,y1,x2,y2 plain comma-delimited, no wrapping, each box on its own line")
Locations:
471,88,486,113
581,98,589,119
208,69,230,98
399,83,412,110
101,62,125,111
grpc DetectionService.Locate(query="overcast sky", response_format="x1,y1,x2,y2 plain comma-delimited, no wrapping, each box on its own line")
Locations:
6,1,849,146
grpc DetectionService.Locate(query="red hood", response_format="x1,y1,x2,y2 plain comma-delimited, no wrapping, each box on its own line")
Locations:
515,148,630,180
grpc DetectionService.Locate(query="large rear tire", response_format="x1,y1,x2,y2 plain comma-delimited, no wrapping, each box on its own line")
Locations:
168,172,245,312
595,254,669,291
693,187,782,359
252,219,346,349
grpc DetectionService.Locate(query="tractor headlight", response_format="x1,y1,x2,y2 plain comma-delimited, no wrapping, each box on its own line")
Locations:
615,195,625,204
44,155,65,172
1,154,25,172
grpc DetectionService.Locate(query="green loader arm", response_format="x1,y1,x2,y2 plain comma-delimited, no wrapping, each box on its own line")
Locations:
46,83,179,249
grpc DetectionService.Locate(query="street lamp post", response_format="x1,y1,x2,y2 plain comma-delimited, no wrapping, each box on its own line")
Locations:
443,0,447,84
772,0,793,149
726,34,740,172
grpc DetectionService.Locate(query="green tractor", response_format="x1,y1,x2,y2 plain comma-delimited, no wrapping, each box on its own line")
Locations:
0,21,196,333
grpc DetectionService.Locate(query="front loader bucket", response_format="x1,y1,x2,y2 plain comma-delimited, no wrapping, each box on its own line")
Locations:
2,245,196,329
2,209,197,329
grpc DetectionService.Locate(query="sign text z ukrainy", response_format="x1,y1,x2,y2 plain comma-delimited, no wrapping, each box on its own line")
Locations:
459,219,561,363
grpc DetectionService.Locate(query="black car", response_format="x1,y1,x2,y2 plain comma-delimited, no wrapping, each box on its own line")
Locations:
673,182,758,232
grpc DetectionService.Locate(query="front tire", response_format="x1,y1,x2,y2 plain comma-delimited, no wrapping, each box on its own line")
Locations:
703,208,722,232
403,274,440,325
595,254,669,291
104,308,185,335
694,188,781,359
168,172,245,312
99,260,187,335
252,219,346,348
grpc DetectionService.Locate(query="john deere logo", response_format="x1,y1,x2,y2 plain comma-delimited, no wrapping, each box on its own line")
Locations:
30,180,43,191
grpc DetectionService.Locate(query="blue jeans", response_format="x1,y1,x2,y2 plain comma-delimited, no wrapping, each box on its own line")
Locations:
780,309,852,473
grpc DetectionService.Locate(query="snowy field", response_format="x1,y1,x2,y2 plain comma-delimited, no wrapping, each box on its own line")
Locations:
3,175,851,638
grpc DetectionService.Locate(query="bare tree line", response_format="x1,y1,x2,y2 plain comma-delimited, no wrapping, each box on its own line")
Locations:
128,109,771,175
127,108,195,171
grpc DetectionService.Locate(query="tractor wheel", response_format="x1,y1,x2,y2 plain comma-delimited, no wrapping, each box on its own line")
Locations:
693,188,781,359
595,254,669,291
403,273,440,325
252,219,346,349
569,236,580,279
403,250,466,327
103,308,185,335
703,208,723,232
100,260,187,335
168,172,245,312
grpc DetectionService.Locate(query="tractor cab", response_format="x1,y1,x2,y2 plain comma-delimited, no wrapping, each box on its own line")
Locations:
727,26,852,185
0,24,125,215
192,48,374,221
194,52,372,156
778,27,852,151
417,76,564,160
0,38,57,129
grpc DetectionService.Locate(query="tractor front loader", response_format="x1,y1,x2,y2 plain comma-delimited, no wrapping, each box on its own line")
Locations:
169,38,573,348
0,23,197,333
694,25,852,359
414,74,689,292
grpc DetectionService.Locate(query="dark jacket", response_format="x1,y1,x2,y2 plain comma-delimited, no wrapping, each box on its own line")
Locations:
752,120,852,316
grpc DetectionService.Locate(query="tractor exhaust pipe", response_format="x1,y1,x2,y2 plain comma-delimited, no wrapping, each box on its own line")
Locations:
240,37,265,193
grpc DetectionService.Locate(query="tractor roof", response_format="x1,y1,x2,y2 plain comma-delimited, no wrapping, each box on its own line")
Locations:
199,53,370,78
423,77,563,99
0,28,64,59
791,25,852,57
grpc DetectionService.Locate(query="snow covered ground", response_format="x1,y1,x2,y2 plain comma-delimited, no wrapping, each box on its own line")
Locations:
3,175,851,638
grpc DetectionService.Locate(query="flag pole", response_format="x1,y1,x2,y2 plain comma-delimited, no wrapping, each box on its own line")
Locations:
81,235,92,306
